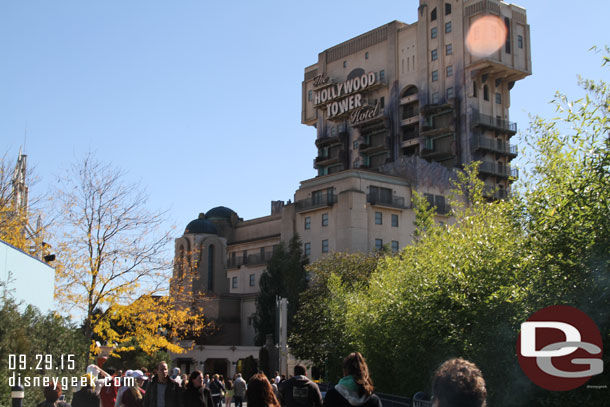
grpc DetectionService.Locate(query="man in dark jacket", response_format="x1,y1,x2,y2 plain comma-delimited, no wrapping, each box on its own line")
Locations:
279,366,322,407
143,361,183,407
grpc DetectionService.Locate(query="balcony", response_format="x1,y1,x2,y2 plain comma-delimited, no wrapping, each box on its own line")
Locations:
367,193,409,209
471,135,518,158
400,94,418,105
227,251,274,269
400,116,419,127
479,161,519,179
295,194,337,213
315,130,347,148
314,150,345,167
421,136,455,160
471,112,517,134
483,186,509,200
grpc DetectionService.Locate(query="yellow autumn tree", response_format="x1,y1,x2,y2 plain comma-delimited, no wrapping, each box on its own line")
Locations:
52,153,207,356
0,152,41,251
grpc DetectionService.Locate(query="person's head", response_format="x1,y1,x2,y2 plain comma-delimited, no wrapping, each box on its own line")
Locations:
188,370,204,389
274,371,279,377
342,352,374,396
236,373,242,379
213,373,220,381
171,367,181,378
43,384,62,402
226,379,233,390
431,358,487,407
294,365,306,376
132,370,148,387
246,373,280,407
220,374,224,382
205,374,210,380
157,361,169,382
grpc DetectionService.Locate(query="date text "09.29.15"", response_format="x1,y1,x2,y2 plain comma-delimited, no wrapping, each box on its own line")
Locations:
8,354,76,371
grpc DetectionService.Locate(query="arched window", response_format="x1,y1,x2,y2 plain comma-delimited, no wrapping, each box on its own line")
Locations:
207,245,214,292
177,245,185,279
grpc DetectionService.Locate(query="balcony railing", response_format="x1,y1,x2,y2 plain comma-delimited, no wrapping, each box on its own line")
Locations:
367,193,409,209
295,194,337,212
483,186,509,200
227,251,274,269
471,112,517,134
472,135,518,157
479,161,519,179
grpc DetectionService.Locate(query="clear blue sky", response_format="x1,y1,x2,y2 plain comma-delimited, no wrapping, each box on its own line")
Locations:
1,0,607,236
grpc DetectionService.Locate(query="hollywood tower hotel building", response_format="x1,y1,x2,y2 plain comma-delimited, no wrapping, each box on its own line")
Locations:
170,0,531,377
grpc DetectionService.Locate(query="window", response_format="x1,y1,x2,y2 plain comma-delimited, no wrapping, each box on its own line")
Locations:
322,213,329,226
380,97,385,108
232,276,238,289
431,7,437,21
249,274,255,287
518,35,523,49
308,90,312,101
391,214,398,227
375,212,382,225
432,92,439,104
432,70,439,82
380,70,385,81
504,18,511,54
208,245,215,291
343,61,347,68
304,216,311,230
445,3,452,15
496,92,502,104
446,43,452,55
446,65,453,77
375,239,383,251
353,141,358,150
365,52,369,60
312,189,323,205
431,27,438,39
447,87,454,99
321,239,329,253
304,242,311,256
445,21,452,33
483,85,489,101
473,81,478,97
431,49,438,61
391,241,399,253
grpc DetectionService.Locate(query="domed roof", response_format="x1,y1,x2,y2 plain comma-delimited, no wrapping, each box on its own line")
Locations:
205,206,237,220
185,213,218,235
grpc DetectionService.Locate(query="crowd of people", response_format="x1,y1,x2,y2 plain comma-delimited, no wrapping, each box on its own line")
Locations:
36,354,487,407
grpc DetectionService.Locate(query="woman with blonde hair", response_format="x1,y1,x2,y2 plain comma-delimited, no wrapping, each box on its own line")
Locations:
322,352,381,407
245,373,280,407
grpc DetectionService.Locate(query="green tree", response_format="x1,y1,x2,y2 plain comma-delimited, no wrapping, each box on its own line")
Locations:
0,284,88,407
301,51,610,406
254,235,308,345
289,252,380,381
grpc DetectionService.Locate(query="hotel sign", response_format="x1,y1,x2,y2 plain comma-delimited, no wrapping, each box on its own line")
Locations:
312,72,381,122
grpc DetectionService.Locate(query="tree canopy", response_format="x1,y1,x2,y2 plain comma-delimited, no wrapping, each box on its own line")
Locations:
254,234,308,346
290,52,610,406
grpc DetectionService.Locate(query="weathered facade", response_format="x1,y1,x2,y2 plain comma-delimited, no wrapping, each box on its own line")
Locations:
170,0,531,378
